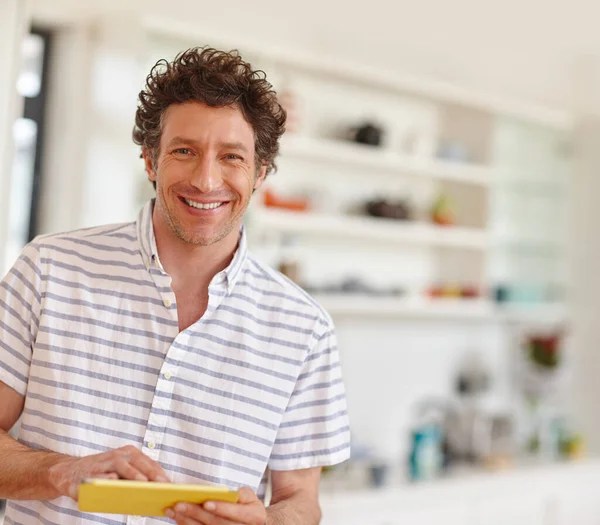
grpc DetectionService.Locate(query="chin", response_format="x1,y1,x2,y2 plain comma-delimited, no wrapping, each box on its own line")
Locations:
175,226,233,247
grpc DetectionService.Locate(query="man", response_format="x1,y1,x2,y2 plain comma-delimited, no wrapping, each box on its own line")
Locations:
0,47,350,525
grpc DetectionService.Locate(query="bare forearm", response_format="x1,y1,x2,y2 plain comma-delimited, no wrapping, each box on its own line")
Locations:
0,429,65,500
267,493,322,525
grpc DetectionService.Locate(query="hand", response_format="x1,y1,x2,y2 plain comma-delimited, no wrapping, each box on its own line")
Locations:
166,487,266,525
47,445,170,500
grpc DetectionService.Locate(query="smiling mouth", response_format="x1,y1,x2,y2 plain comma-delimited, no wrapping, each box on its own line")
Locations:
182,198,226,210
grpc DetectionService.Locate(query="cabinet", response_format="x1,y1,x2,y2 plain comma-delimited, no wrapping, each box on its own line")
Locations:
143,20,573,325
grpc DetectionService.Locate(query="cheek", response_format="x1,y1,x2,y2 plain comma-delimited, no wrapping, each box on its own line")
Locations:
229,171,256,198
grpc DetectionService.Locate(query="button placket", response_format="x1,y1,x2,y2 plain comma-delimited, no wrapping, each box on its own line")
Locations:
147,256,177,320
204,279,229,320
142,342,181,470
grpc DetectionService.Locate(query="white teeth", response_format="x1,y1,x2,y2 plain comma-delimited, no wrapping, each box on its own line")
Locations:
184,199,223,210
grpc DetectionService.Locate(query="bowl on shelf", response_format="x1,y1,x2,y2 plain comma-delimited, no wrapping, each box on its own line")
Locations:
263,188,311,212
364,199,412,220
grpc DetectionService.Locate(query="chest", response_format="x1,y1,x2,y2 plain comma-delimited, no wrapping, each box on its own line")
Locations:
29,285,298,484
174,288,209,332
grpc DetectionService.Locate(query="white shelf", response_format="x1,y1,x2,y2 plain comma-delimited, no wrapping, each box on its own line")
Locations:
311,295,567,324
497,302,567,325
314,295,496,320
251,208,489,250
281,135,495,187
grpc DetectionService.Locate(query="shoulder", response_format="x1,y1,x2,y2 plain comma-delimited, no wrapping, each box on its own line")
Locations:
33,221,136,246
26,221,140,275
30,221,137,255
241,254,334,336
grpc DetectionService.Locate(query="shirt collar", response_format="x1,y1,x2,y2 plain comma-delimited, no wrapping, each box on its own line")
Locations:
136,199,248,292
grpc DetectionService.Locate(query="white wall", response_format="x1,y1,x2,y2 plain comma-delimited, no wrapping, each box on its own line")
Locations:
335,317,512,461
566,59,600,455
30,0,593,109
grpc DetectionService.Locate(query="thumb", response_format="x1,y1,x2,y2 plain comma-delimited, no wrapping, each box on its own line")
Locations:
237,486,258,504
68,482,79,502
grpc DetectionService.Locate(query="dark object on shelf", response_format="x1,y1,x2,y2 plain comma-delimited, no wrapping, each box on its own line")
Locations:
350,122,384,147
365,199,411,220
456,366,489,396
302,278,404,297
369,463,389,488
444,355,497,464
494,285,509,303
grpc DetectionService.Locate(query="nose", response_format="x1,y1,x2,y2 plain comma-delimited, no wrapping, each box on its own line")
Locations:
190,156,222,193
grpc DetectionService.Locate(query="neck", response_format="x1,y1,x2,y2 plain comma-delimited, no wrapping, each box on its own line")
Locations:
152,211,240,291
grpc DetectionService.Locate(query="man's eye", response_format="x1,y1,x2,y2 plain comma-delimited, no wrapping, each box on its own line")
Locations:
225,154,243,161
174,148,192,155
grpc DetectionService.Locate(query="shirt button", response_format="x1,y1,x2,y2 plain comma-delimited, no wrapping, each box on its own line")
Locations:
163,299,172,308
147,441,156,450
164,371,173,380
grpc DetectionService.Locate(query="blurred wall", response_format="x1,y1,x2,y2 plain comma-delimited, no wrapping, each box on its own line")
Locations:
3,0,600,459
25,1,579,238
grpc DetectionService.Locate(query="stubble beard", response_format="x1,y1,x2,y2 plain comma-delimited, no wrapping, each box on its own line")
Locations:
157,185,240,247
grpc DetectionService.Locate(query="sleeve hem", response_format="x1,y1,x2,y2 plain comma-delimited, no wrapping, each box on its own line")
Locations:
268,447,351,471
0,366,28,397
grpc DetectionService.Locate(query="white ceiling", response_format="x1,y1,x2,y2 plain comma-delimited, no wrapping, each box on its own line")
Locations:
32,0,600,108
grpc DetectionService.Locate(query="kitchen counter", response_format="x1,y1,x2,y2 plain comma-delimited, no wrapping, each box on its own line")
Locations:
319,458,600,525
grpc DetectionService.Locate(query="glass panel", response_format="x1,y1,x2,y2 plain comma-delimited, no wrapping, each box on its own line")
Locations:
4,33,45,270
489,116,571,305
4,118,38,270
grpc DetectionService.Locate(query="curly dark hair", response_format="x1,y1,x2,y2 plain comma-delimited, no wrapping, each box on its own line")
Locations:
133,47,286,186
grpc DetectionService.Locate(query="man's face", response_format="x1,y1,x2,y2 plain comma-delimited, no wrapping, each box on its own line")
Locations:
144,101,266,247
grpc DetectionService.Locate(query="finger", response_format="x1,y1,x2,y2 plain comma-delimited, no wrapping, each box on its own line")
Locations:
175,516,204,525
237,487,258,505
128,451,170,482
202,501,248,522
93,473,119,480
174,514,206,525
68,482,79,501
108,456,149,481
203,488,260,523
166,507,207,525
174,503,236,525
69,472,119,501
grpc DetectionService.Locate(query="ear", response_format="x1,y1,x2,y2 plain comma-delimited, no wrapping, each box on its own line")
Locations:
142,149,157,183
253,165,268,191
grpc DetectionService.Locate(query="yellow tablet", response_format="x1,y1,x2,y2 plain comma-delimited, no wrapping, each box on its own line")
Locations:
78,479,239,517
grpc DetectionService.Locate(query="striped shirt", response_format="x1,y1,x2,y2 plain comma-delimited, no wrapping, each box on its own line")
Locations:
0,200,350,525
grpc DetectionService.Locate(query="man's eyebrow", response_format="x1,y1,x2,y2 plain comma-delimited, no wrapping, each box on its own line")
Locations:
165,136,199,148
219,141,251,154
165,138,251,155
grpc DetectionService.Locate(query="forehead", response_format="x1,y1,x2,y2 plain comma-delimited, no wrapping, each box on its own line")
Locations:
161,101,255,148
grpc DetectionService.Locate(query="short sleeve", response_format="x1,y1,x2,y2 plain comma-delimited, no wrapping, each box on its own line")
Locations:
269,321,351,470
0,242,43,396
